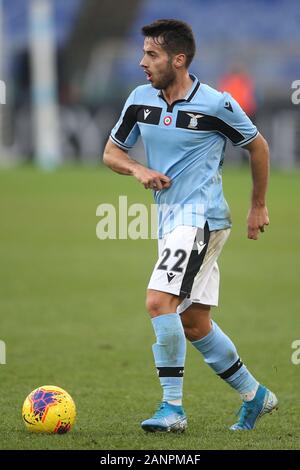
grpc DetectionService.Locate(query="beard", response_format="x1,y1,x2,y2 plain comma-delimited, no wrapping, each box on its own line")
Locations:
152,62,176,90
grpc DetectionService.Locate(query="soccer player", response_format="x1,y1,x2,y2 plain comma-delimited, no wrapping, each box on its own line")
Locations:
103,19,278,432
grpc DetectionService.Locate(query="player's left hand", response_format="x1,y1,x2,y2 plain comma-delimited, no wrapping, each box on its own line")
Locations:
247,206,269,240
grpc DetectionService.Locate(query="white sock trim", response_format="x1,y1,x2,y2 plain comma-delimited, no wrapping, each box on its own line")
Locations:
167,399,182,406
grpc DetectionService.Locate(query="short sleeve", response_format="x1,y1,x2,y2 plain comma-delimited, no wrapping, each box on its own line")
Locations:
110,89,140,150
216,92,258,147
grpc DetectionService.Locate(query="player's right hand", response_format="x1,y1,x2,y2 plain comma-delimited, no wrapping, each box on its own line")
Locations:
132,166,171,191
247,205,270,240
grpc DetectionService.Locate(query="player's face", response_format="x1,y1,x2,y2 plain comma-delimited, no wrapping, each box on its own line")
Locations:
140,37,176,90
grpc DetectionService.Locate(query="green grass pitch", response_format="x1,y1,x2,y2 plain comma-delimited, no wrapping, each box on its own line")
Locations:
0,165,299,450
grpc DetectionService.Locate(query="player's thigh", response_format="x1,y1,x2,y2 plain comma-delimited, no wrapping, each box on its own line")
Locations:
148,223,210,300
177,228,230,311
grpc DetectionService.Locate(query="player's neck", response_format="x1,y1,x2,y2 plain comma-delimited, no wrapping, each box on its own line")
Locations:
162,72,193,104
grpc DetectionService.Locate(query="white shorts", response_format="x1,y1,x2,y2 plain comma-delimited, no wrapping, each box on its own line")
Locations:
148,224,230,309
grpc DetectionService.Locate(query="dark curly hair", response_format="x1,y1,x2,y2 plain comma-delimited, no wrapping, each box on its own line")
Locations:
141,19,196,68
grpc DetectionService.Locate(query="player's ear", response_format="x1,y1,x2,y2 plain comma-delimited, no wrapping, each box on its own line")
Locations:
173,53,187,69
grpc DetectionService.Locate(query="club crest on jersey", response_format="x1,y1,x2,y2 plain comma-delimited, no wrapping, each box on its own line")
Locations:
186,113,203,129
163,116,172,126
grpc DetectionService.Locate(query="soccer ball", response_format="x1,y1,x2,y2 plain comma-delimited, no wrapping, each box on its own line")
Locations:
22,385,76,433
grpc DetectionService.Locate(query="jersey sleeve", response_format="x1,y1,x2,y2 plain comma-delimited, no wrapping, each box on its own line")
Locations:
216,92,258,147
110,89,140,150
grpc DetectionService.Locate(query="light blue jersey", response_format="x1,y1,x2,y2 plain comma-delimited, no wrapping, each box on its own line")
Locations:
110,75,258,238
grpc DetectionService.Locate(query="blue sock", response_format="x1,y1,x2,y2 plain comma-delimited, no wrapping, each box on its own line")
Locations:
151,313,186,402
192,321,258,395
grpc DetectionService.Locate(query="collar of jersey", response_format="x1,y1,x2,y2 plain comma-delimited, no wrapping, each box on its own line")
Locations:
157,74,200,102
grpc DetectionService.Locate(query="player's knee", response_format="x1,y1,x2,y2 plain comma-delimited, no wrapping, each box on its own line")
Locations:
146,291,178,317
146,293,164,316
183,325,208,342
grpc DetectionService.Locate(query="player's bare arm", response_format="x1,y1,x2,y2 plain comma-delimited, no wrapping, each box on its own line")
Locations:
103,139,171,190
244,133,270,240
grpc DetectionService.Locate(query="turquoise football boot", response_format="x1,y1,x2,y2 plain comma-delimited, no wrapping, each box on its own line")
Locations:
230,384,278,430
141,401,187,433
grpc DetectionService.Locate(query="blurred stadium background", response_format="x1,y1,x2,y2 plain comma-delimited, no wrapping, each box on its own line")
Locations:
0,0,299,167
0,0,300,451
